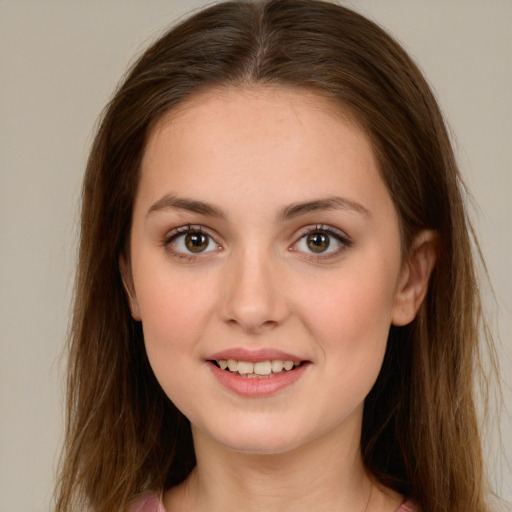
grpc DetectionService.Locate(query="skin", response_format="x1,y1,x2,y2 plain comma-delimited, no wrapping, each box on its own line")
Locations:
121,86,436,512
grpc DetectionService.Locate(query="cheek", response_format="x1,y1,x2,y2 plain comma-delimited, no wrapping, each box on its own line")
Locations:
133,266,217,363
134,271,220,412
299,258,398,364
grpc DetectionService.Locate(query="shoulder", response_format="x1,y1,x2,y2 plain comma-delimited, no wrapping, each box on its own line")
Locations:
130,491,166,512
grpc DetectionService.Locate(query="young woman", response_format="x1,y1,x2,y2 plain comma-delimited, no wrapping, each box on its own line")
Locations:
55,1,500,511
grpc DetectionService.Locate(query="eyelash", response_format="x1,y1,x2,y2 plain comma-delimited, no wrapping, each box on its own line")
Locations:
163,224,220,261
163,224,352,262
292,224,352,261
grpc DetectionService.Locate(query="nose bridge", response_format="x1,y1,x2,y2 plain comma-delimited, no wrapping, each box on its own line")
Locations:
220,242,289,332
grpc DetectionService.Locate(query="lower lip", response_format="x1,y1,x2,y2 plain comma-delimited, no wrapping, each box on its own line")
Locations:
208,362,309,397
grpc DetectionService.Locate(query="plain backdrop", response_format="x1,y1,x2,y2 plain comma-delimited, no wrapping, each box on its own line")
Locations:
1,1,511,511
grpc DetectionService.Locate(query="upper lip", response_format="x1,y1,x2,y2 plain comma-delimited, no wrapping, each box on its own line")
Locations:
208,348,306,363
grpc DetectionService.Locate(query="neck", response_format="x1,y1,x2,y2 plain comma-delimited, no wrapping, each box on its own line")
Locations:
165,412,379,512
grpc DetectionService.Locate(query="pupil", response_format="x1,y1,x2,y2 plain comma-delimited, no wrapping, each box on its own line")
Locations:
185,232,208,252
307,232,329,252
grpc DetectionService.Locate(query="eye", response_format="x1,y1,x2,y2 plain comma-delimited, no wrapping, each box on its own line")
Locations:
292,226,351,256
304,231,332,253
166,226,219,255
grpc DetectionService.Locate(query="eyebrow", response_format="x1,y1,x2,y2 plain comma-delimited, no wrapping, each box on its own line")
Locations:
147,194,227,218
146,194,370,220
278,196,371,220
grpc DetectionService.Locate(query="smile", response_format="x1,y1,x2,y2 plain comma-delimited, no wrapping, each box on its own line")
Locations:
212,359,302,378
208,356,309,397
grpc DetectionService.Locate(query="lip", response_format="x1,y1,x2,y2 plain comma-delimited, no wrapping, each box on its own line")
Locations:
207,348,310,397
209,347,305,363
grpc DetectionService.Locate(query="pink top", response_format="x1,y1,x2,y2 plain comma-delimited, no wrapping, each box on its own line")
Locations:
130,492,417,512
130,492,166,512
396,501,417,512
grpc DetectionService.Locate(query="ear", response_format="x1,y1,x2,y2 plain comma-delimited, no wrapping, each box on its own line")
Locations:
391,230,438,326
119,254,142,321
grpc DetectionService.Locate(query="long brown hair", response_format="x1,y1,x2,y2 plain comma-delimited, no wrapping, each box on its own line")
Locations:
56,1,497,511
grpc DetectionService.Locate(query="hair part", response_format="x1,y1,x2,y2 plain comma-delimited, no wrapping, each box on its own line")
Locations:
56,1,497,511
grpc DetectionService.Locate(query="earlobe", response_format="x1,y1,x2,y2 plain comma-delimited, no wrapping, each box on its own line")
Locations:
119,254,142,321
391,230,438,326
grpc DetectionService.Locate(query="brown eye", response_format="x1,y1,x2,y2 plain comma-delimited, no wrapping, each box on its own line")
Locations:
306,232,330,253
168,228,218,256
293,226,350,257
184,232,210,252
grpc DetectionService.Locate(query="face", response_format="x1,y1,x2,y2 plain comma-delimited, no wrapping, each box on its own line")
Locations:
124,87,424,455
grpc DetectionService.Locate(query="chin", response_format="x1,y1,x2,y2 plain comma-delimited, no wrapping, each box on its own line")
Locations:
219,434,303,456
194,415,317,456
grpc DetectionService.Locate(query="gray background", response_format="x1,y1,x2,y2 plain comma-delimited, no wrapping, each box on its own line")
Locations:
1,1,510,511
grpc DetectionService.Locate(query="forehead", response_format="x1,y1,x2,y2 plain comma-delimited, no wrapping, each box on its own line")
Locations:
136,85,391,219
150,85,367,149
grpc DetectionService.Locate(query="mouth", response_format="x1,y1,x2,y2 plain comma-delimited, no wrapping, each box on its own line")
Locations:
209,359,304,378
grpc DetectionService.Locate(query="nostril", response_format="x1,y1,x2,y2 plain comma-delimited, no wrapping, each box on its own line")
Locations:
225,317,279,333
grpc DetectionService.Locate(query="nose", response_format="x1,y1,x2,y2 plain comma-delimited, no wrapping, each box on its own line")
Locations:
219,247,290,333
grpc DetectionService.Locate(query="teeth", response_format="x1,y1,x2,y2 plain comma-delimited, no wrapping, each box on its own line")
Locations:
271,360,284,373
253,361,272,375
237,361,254,374
215,359,301,376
